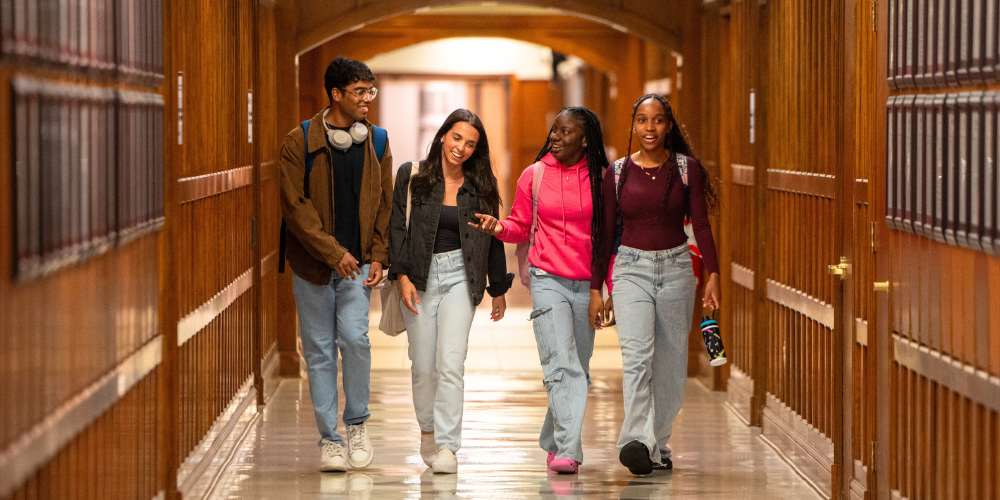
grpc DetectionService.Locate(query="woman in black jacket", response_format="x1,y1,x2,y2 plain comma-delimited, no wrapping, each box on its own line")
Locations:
388,108,512,474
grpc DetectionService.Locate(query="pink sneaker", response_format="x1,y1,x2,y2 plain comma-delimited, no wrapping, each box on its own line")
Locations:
546,452,556,466
548,458,580,474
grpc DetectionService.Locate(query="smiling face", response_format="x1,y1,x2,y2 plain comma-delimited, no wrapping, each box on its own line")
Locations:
633,98,672,152
440,121,480,169
547,112,587,166
330,81,374,124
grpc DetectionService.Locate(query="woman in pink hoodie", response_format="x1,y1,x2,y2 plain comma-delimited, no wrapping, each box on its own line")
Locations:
471,107,608,474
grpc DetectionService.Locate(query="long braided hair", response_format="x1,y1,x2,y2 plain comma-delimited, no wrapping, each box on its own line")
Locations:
619,93,718,216
410,108,501,215
533,106,609,270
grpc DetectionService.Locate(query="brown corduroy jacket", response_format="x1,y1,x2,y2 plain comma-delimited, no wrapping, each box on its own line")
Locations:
279,110,393,285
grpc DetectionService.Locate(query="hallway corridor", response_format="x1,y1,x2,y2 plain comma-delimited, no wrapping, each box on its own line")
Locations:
202,299,821,499
3,1,999,499
208,375,820,500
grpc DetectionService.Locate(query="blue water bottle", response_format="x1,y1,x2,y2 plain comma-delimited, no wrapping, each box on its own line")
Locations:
701,310,727,366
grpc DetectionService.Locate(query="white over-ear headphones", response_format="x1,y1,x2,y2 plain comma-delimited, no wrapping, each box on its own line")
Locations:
323,109,368,151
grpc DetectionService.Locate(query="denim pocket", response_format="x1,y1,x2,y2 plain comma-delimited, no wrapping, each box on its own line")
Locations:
542,369,571,424
614,253,637,271
530,306,555,363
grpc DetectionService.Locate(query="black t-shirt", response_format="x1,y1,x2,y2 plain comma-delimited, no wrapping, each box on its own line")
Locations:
328,125,365,262
433,205,462,254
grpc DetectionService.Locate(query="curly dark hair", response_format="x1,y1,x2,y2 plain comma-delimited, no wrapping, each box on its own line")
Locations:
324,56,374,105
410,109,501,215
619,93,718,215
533,106,609,270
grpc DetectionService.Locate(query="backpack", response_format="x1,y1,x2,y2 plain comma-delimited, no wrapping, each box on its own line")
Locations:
278,120,387,273
605,153,703,291
514,161,546,288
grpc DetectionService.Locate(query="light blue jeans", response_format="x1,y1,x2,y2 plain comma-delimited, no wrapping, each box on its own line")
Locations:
529,266,595,463
612,244,697,462
292,265,373,447
403,250,476,453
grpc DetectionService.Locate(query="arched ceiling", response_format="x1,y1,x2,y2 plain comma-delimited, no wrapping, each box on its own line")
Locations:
308,14,634,76
292,0,684,55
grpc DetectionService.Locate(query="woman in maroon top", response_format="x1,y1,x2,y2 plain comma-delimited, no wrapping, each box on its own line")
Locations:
589,94,720,475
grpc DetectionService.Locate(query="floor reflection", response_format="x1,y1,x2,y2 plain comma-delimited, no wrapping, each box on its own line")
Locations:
209,372,821,499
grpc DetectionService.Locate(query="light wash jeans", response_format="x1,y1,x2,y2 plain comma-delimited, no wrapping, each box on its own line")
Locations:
612,244,697,462
403,249,476,453
292,265,373,447
529,266,595,463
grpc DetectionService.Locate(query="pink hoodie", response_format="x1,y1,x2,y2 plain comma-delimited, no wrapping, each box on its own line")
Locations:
497,153,593,280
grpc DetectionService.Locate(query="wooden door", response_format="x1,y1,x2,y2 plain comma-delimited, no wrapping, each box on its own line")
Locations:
757,2,846,497
844,0,882,498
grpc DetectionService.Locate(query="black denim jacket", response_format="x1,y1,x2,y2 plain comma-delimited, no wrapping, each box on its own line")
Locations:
388,162,513,305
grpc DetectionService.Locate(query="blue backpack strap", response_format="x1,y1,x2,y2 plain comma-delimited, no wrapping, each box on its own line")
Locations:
372,125,387,162
301,119,319,198
280,119,319,273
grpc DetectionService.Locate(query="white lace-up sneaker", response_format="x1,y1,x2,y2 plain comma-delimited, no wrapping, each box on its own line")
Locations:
432,448,457,474
347,421,374,468
320,439,348,472
421,433,437,467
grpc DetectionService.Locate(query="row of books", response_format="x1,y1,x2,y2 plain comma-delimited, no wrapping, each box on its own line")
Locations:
0,0,162,80
12,76,164,281
886,91,999,256
888,0,999,88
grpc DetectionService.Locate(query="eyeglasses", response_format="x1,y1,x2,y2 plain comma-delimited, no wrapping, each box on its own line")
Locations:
340,86,378,99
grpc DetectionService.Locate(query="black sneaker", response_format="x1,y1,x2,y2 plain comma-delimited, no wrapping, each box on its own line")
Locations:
651,456,672,470
619,441,653,475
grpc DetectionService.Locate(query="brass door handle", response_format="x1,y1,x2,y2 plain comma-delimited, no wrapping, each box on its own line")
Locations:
827,257,850,280
873,281,889,292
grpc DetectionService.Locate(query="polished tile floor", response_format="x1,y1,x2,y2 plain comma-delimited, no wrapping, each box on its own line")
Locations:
208,280,821,499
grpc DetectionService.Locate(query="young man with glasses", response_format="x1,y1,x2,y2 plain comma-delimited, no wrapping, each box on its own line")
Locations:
279,56,392,472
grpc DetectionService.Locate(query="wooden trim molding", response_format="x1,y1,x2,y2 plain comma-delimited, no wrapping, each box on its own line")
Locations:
731,262,755,290
260,160,279,182
766,279,835,329
725,366,754,426
261,249,278,278
854,179,869,205
893,334,1000,412
761,393,835,499
178,269,253,346
850,460,868,500
176,375,258,498
0,336,162,498
767,169,837,198
855,318,868,346
177,166,253,204
732,164,755,186
261,343,281,403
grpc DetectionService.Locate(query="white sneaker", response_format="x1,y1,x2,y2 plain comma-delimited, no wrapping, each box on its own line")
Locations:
421,433,437,467
432,449,457,474
347,421,374,468
320,440,348,472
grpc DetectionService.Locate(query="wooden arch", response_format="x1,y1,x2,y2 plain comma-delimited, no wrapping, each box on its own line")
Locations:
292,0,684,56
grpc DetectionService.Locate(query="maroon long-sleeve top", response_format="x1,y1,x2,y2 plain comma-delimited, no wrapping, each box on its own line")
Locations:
590,155,720,291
